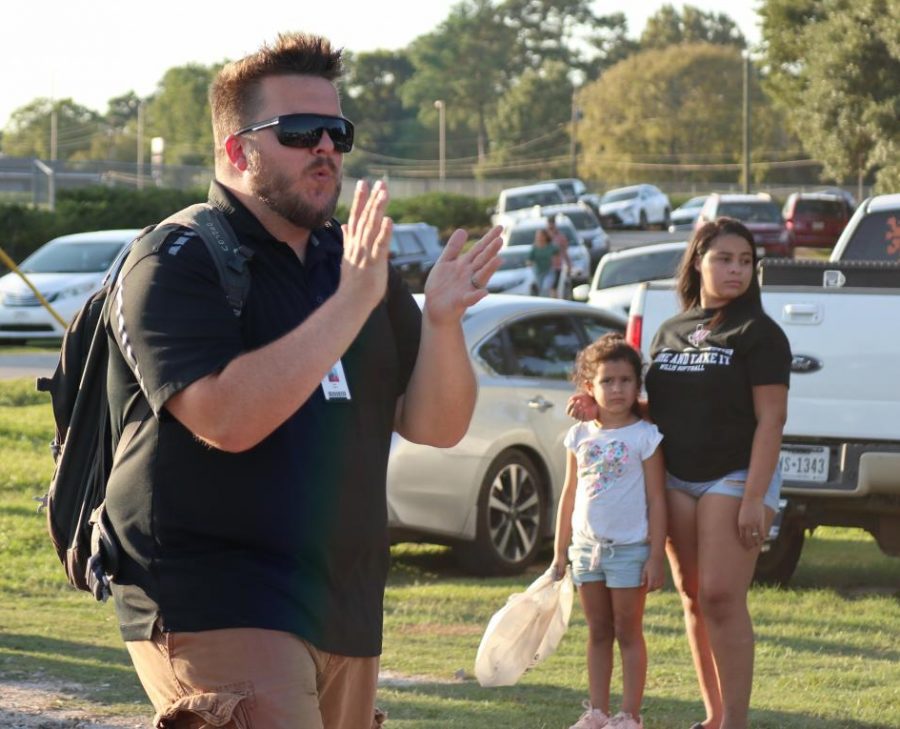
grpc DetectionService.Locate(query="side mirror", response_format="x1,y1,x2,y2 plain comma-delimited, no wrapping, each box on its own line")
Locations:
572,284,590,302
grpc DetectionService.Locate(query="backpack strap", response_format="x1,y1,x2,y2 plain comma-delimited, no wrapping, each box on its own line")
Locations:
158,203,254,317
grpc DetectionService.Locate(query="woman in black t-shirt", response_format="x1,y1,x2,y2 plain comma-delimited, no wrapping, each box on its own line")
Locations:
648,218,790,729
569,217,790,729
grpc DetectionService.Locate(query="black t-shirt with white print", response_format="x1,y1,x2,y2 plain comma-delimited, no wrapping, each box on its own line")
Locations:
645,298,791,482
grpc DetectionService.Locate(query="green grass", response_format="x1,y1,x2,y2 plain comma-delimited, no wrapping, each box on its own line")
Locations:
1,378,898,728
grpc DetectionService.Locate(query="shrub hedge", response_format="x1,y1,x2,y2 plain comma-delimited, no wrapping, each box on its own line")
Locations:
1,188,495,264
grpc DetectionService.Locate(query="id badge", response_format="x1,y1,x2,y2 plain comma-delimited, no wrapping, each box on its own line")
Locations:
321,359,351,401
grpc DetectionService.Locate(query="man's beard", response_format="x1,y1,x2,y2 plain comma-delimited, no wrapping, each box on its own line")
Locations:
249,156,341,230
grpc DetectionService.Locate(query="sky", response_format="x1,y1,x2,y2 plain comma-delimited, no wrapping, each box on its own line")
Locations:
0,0,762,131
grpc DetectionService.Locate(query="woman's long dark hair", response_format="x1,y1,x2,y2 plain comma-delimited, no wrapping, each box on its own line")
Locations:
675,217,761,325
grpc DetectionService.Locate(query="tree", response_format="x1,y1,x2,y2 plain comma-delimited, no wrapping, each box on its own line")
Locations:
341,50,431,176
576,44,788,186
759,0,900,191
640,4,745,49
145,63,220,166
1,97,101,161
403,0,517,163
87,91,147,163
481,61,573,177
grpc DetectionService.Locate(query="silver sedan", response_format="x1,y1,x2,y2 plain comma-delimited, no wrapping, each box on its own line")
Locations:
387,294,626,575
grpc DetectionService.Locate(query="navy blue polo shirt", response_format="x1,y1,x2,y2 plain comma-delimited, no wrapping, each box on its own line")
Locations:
104,181,422,656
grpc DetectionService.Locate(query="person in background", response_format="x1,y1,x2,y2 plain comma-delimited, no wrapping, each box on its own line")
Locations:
529,227,559,297
547,215,572,298
551,333,666,729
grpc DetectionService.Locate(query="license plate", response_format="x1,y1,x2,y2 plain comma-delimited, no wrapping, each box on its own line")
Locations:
779,445,829,483
812,221,825,230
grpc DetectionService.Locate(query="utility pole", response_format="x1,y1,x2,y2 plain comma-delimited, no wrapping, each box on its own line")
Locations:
137,100,146,190
570,87,579,179
434,100,446,183
50,104,58,162
742,52,751,194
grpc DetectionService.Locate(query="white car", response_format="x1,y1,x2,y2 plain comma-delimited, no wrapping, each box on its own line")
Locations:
502,216,592,286
575,240,687,318
487,247,537,296
542,202,610,269
0,229,140,342
594,184,671,230
387,295,626,575
491,182,565,227
668,195,708,232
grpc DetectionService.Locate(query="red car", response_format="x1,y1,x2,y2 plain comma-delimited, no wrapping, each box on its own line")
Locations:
782,192,851,249
695,193,792,257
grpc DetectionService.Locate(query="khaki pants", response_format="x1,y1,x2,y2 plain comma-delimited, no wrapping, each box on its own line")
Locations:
126,624,381,729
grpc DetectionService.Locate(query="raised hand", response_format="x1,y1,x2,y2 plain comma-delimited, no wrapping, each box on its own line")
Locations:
423,226,503,326
339,179,393,310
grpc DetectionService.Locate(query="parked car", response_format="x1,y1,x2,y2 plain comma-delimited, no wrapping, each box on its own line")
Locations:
491,182,565,226
782,192,850,249
502,216,592,287
830,192,900,262
695,193,791,257
590,184,671,230
542,202,610,270
389,222,442,292
0,229,140,342
486,247,537,296
574,241,688,318
668,195,708,232
387,294,627,575
545,177,587,203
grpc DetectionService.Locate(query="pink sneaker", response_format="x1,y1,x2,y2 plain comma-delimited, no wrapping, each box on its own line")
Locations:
569,700,610,729
608,711,643,729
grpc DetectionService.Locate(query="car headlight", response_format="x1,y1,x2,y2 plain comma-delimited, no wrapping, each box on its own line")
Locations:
48,281,96,302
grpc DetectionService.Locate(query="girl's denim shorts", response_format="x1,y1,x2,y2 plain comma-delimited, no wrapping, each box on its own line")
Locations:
568,541,649,588
665,468,781,512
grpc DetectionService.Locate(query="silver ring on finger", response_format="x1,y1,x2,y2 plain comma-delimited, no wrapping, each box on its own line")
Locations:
470,274,483,290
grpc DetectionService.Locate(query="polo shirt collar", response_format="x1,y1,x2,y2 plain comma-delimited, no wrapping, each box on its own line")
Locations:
207,180,344,263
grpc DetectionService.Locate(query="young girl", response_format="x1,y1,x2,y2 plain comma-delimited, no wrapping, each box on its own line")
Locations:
551,334,666,729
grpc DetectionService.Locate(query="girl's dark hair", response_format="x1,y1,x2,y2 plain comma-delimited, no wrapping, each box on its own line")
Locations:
675,216,761,325
572,333,644,416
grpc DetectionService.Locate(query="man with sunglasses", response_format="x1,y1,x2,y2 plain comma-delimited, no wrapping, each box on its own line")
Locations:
103,32,501,729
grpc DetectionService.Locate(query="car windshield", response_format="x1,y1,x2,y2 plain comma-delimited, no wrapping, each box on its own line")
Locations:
497,249,531,270
505,190,562,211
680,196,706,210
564,211,599,230
795,199,845,217
597,248,684,289
20,241,126,273
718,202,782,224
840,210,900,262
601,189,639,203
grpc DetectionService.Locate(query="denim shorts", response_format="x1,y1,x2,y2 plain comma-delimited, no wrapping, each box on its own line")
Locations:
666,468,781,513
568,541,650,588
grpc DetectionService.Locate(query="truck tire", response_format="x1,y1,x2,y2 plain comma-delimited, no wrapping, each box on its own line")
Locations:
753,522,805,586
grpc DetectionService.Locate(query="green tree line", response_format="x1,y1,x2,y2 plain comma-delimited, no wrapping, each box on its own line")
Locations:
2,1,897,190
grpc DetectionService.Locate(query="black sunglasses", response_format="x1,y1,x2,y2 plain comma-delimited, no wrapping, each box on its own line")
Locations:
233,113,354,153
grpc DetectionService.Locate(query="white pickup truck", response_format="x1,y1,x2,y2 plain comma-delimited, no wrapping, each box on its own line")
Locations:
624,230,900,583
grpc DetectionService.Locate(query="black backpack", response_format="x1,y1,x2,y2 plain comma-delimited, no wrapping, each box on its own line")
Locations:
36,203,253,601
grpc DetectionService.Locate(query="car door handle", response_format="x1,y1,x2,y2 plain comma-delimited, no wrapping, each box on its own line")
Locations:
527,396,554,412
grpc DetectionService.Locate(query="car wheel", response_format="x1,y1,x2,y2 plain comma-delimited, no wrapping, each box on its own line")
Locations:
639,210,648,229
662,208,671,230
753,520,805,586
455,449,547,576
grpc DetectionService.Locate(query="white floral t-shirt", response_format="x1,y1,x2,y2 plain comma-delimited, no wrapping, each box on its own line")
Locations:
564,419,663,545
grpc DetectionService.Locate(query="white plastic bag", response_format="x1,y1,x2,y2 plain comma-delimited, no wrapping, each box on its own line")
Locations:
474,568,574,687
